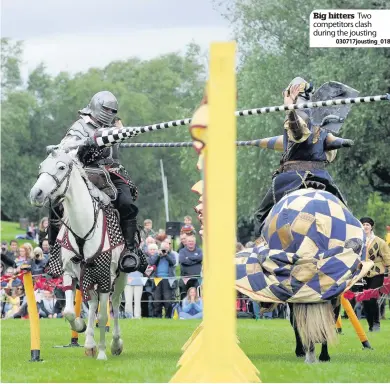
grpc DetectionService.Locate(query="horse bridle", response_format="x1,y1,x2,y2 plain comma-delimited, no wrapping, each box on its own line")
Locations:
40,159,99,248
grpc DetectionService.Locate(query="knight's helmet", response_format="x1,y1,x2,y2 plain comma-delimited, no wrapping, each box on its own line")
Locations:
79,91,118,127
284,77,314,103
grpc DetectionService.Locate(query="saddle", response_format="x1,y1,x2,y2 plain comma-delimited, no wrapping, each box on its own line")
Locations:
84,166,117,200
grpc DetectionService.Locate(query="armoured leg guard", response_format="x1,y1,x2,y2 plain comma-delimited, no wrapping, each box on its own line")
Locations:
118,219,148,274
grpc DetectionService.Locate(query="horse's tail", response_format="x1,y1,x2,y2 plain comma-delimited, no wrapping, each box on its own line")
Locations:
293,302,338,349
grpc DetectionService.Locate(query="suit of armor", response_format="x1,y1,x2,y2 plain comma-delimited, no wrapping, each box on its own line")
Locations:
48,91,146,273
254,78,354,238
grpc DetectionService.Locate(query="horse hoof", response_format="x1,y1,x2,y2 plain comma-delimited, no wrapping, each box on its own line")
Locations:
85,346,97,357
319,355,331,362
97,351,108,361
295,351,305,358
111,338,123,356
74,317,87,333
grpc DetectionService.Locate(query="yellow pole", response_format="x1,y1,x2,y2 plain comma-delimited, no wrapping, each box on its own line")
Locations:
341,295,372,349
336,315,342,334
22,268,42,362
170,41,260,383
71,289,83,345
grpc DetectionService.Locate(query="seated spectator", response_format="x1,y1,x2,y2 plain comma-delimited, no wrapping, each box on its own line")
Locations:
179,287,203,319
38,217,49,248
149,241,176,318
31,247,48,276
9,240,18,259
179,234,203,298
141,219,156,241
53,287,65,318
41,239,50,260
38,290,56,318
3,287,21,318
26,222,37,241
15,245,32,269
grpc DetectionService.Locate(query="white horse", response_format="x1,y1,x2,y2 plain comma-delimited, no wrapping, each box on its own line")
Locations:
30,147,127,360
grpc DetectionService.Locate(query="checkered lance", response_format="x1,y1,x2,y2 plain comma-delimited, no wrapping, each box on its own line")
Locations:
118,137,282,149
94,93,389,147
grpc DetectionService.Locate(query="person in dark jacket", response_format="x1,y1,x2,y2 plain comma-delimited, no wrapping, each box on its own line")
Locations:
178,235,203,299
149,241,176,318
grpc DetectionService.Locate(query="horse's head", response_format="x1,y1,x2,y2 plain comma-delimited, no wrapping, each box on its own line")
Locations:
30,146,78,207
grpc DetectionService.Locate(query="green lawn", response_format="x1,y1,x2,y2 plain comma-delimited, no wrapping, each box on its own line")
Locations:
1,318,389,382
1,221,36,247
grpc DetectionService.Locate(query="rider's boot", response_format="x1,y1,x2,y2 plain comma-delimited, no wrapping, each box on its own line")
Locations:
118,218,148,274
48,205,62,252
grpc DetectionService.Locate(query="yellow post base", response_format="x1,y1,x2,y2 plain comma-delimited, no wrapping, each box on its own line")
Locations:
341,295,372,349
171,341,260,383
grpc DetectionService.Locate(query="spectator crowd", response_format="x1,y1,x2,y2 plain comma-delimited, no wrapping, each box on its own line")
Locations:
1,215,389,324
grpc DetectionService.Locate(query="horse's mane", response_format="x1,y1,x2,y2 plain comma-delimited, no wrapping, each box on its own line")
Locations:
52,148,111,206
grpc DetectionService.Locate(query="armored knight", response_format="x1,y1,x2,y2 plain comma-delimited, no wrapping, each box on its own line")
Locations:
48,91,146,273
254,77,358,237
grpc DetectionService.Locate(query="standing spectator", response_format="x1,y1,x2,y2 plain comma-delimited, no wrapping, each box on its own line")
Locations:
124,269,144,319
179,235,203,298
155,229,167,246
31,247,48,276
142,236,156,253
149,241,176,318
1,241,16,269
360,217,390,332
183,215,193,226
177,233,188,252
38,217,49,247
179,287,203,319
41,239,50,260
166,236,179,266
141,219,156,241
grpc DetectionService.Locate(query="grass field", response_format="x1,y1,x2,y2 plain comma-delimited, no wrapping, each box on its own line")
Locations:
1,221,36,247
1,318,389,383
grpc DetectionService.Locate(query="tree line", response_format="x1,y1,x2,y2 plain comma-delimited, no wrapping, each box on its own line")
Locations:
2,0,389,236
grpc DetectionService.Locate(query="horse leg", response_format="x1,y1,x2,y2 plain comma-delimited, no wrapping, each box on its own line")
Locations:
319,299,340,362
96,292,109,360
305,342,317,364
85,290,98,357
62,274,79,329
62,258,86,332
111,272,127,356
319,342,330,362
288,303,305,357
